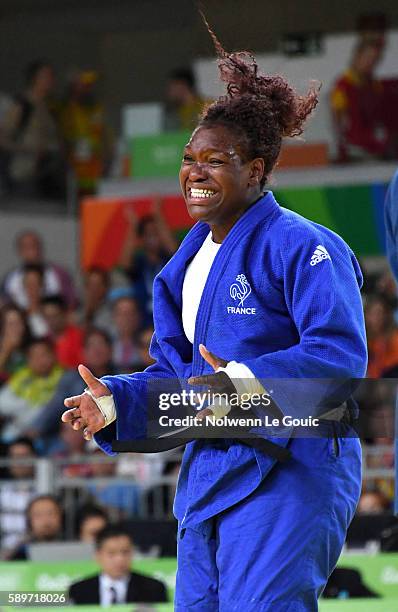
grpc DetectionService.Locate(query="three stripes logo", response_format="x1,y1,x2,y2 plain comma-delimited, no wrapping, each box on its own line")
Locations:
310,245,331,266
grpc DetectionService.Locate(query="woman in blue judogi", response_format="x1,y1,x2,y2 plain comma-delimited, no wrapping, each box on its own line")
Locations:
63,24,367,612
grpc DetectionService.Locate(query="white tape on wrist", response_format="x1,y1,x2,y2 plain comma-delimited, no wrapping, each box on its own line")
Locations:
216,361,267,398
84,389,116,427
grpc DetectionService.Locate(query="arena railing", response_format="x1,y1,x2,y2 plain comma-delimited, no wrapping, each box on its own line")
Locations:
0,444,393,539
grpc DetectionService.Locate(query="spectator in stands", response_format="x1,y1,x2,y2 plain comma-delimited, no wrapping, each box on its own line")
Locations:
365,296,398,377
60,70,113,195
0,304,32,384
118,199,177,322
323,566,380,598
27,328,115,443
2,230,76,309
87,448,140,517
0,437,36,554
0,60,65,198
68,525,168,604
111,296,143,372
163,67,205,131
78,505,109,543
136,326,155,369
330,39,394,162
51,422,91,477
374,270,398,313
357,489,390,514
42,295,83,368
22,264,48,337
78,267,112,331
8,494,63,560
0,338,63,441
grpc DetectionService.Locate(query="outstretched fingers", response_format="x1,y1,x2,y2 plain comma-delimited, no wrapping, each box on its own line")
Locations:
64,394,83,409
61,406,81,422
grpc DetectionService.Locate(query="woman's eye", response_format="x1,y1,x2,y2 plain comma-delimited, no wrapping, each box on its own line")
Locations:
183,155,194,163
209,159,223,165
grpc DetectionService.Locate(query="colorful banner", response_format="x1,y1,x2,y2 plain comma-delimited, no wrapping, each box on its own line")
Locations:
81,182,389,270
81,195,194,269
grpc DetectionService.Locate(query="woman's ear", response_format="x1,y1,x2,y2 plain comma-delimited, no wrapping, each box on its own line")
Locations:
248,158,265,186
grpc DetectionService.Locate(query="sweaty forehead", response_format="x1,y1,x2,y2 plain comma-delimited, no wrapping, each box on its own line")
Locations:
186,125,243,157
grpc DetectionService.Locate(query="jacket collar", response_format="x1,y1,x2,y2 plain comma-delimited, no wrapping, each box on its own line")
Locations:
153,191,280,349
159,190,280,288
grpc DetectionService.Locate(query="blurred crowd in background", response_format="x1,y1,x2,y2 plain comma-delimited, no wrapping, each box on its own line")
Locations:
0,62,205,198
0,212,182,559
0,24,398,199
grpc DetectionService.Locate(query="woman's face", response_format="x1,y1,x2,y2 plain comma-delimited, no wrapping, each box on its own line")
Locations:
112,298,141,337
179,125,263,235
27,343,56,377
83,333,112,370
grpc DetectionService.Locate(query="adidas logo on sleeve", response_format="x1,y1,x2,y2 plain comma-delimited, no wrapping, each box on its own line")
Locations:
310,245,331,266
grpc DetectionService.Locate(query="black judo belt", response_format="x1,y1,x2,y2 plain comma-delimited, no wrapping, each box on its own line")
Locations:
113,426,292,462
112,399,292,462
112,427,292,461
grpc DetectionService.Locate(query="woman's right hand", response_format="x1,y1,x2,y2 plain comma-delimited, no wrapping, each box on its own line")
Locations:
62,365,111,440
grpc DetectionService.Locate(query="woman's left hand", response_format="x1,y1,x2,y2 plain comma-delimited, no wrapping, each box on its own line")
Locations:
188,344,235,420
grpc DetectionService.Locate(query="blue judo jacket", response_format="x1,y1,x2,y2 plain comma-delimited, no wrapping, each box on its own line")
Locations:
95,191,367,526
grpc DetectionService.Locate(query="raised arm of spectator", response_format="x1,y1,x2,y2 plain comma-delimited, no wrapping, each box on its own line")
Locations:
118,206,139,270
152,197,178,254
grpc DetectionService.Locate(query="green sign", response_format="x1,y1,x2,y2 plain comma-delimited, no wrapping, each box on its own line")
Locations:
274,182,387,256
130,131,191,178
1,554,398,606
320,599,398,611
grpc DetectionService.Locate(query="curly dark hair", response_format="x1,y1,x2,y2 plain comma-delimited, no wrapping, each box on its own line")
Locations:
198,14,320,185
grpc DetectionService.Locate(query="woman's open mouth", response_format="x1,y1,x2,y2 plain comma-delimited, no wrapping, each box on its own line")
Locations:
188,187,218,202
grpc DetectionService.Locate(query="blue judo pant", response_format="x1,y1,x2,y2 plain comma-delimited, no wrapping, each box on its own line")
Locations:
175,435,361,611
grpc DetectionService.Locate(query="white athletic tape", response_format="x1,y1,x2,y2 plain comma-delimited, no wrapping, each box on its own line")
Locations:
217,361,268,398
84,388,116,427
